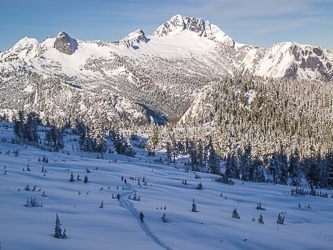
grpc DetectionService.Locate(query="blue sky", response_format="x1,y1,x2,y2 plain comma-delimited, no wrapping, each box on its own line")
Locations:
0,0,332,52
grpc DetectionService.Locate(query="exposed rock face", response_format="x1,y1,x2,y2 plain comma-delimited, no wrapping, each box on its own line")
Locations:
289,43,333,81
54,31,78,55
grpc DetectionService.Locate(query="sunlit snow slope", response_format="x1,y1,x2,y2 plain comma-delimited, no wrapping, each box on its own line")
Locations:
0,123,333,250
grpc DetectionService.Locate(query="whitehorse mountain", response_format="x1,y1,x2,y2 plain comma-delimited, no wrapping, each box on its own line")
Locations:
0,14,332,126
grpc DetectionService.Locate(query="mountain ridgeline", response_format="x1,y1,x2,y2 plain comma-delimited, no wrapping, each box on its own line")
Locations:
0,15,332,131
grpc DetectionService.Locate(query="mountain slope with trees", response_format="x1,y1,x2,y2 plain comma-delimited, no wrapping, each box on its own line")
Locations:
0,15,332,127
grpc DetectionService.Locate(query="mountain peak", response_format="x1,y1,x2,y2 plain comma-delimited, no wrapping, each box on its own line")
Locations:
123,29,149,43
54,31,78,55
114,29,149,48
12,36,39,50
152,14,185,37
152,15,234,47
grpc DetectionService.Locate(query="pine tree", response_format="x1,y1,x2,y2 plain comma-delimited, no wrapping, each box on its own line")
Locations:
124,136,136,157
304,149,319,193
161,213,168,222
196,139,204,167
252,155,265,182
191,198,197,212
171,137,179,163
242,144,253,181
325,150,333,187
25,112,39,143
93,123,108,153
63,228,67,239
225,153,234,179
165,141,172,163
189,140,197,171
289,148,301,186
207,142,220,174
146,136,155,156
13,111,25,142
266,152,281,183
277,213,285,224
152,128,160,149
277,146,288,185
113,130,124,155
69,172,74,182
54,213,63,238
317,152,329,189
56,128,65,150
99,200,104,208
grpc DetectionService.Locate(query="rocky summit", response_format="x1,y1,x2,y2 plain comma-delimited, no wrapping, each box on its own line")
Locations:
0,15,332,127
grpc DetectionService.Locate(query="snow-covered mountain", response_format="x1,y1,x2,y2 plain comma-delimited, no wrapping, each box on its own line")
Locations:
0,15,332,126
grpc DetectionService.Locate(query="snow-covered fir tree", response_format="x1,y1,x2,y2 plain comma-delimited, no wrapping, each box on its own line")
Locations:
54,213,66,239
289,148,302,186
207,137,220,174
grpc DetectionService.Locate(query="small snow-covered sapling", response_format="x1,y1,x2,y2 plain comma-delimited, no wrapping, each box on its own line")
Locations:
192,198,198,212
69,172,74,182
256,202,266,210
232,209,240,219
258,213,264,224
24,184,31,191
161,213,168,223
277,213,285,224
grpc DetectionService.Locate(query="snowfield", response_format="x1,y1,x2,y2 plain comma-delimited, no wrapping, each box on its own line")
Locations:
0,123,332,250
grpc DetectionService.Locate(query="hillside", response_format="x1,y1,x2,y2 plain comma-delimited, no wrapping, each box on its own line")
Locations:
179,75,333,157
0,15,332,127
0,123,333,249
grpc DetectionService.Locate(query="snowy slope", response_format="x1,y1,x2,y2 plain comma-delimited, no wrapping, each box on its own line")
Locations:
0,15,332,125
0,123,333,250
1,14,331,82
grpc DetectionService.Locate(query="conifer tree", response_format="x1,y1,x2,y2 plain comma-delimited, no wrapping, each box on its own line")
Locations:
289,148,301,186
146,136,155,156
191,198,197,212
207,137,220,174
325,150,333,187
241,144,253,181
189,140,197,171
165,141,172,163
93,123,108,153
14,111,25,142
69,172,74,182
305,148,319,193
152,128,160,149
54,213,63,239
277,213,285,225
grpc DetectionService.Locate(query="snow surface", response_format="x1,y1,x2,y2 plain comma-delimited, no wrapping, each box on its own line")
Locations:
0,123,333,249
1,14,332,86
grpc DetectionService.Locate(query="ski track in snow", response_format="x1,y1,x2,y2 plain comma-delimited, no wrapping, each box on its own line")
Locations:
119,182,173,250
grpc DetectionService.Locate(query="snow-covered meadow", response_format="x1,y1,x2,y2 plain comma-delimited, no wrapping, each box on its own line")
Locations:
0,123,332,250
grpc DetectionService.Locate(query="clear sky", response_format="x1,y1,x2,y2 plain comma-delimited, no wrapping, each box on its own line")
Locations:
0,0,332,52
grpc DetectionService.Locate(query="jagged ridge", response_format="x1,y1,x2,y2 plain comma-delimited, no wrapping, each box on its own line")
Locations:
0,14,332,127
